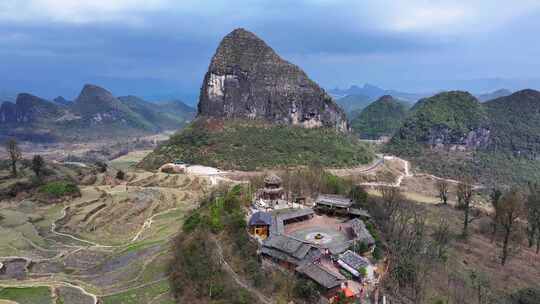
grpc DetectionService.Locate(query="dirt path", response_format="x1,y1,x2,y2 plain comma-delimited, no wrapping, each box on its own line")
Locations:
212,238,274,304
357,156,412,187
357,155,484,189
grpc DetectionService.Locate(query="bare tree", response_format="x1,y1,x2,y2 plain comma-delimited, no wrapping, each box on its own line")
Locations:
377,186,404,234
526,184,540,254
387,208,437,304
5,138,22,177
489,188,503,243
31,155,45,179
498,189,525,265
433,218,451,260
436,179,449,205
469,270,492,304
457,177,474,238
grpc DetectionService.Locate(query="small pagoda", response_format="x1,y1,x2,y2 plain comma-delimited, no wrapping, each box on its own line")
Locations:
261,174,285,201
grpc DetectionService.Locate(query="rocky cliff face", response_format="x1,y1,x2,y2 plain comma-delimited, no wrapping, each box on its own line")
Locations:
425,126,491,151
198,28,348,132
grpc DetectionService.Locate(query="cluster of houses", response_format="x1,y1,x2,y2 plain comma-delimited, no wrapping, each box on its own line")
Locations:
248,174,379,303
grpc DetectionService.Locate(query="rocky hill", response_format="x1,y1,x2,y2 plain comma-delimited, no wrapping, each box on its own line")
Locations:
141,28,374,170
388,91,489,153
0,85,195,142
198,28,347,132
351,95,409,139
385,89,540,185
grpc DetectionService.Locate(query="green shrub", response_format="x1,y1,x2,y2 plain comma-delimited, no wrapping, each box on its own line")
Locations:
183,212,202,233
39,181,80,198
293,279,320,301
350,185,368,207
352,241,369,254
358,266,368,277
372,245,383,261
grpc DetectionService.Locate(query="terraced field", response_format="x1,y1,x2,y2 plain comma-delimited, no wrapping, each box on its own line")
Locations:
0,166,215,304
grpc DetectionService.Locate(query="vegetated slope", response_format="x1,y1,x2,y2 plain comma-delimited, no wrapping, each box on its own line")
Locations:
139,119,375,171
350,95,408,139
118,95,195,131
484,89,540,157
336,94,373,117
198,28,348,132
386,91,489,155
385,89,540,185
155,99,196,122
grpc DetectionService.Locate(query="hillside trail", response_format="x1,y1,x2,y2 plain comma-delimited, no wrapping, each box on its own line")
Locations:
357,155,483,189
212,237,275,304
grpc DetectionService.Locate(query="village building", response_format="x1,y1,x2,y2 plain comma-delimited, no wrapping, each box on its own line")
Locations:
315,194,371,219
248,211,272,239
261,234,321,270
349,218,376,248
338,250,375,281
260,174,285,201
248,191,378,301
296,262,345,298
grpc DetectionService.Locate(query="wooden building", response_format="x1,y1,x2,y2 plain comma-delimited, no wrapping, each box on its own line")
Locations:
248,211,272,239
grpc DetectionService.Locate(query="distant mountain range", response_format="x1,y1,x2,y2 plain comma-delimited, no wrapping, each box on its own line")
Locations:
476,89,513,102
329,84,431,103
331,85,513,119
0,84,195,142
335,94,373,116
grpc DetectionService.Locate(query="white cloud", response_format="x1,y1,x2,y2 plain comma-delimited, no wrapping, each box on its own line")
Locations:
0,0,171,24
1,0,540,36
347,0,540,35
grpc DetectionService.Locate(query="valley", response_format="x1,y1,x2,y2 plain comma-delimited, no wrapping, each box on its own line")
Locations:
2,18,540,304
0,148,219,304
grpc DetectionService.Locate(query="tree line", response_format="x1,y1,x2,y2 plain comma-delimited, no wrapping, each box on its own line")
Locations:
436,177,540,266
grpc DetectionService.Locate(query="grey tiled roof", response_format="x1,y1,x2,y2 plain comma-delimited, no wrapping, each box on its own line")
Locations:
262,235,322,265
348,207,371,218
270,208,314,235
315,194,353,208
296,263,345,289
264,174,282,185
249,211,272,226
349,218,375,246
339,250,370,271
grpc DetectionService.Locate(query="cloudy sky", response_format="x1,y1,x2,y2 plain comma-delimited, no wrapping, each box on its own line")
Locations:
1,0,540,103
